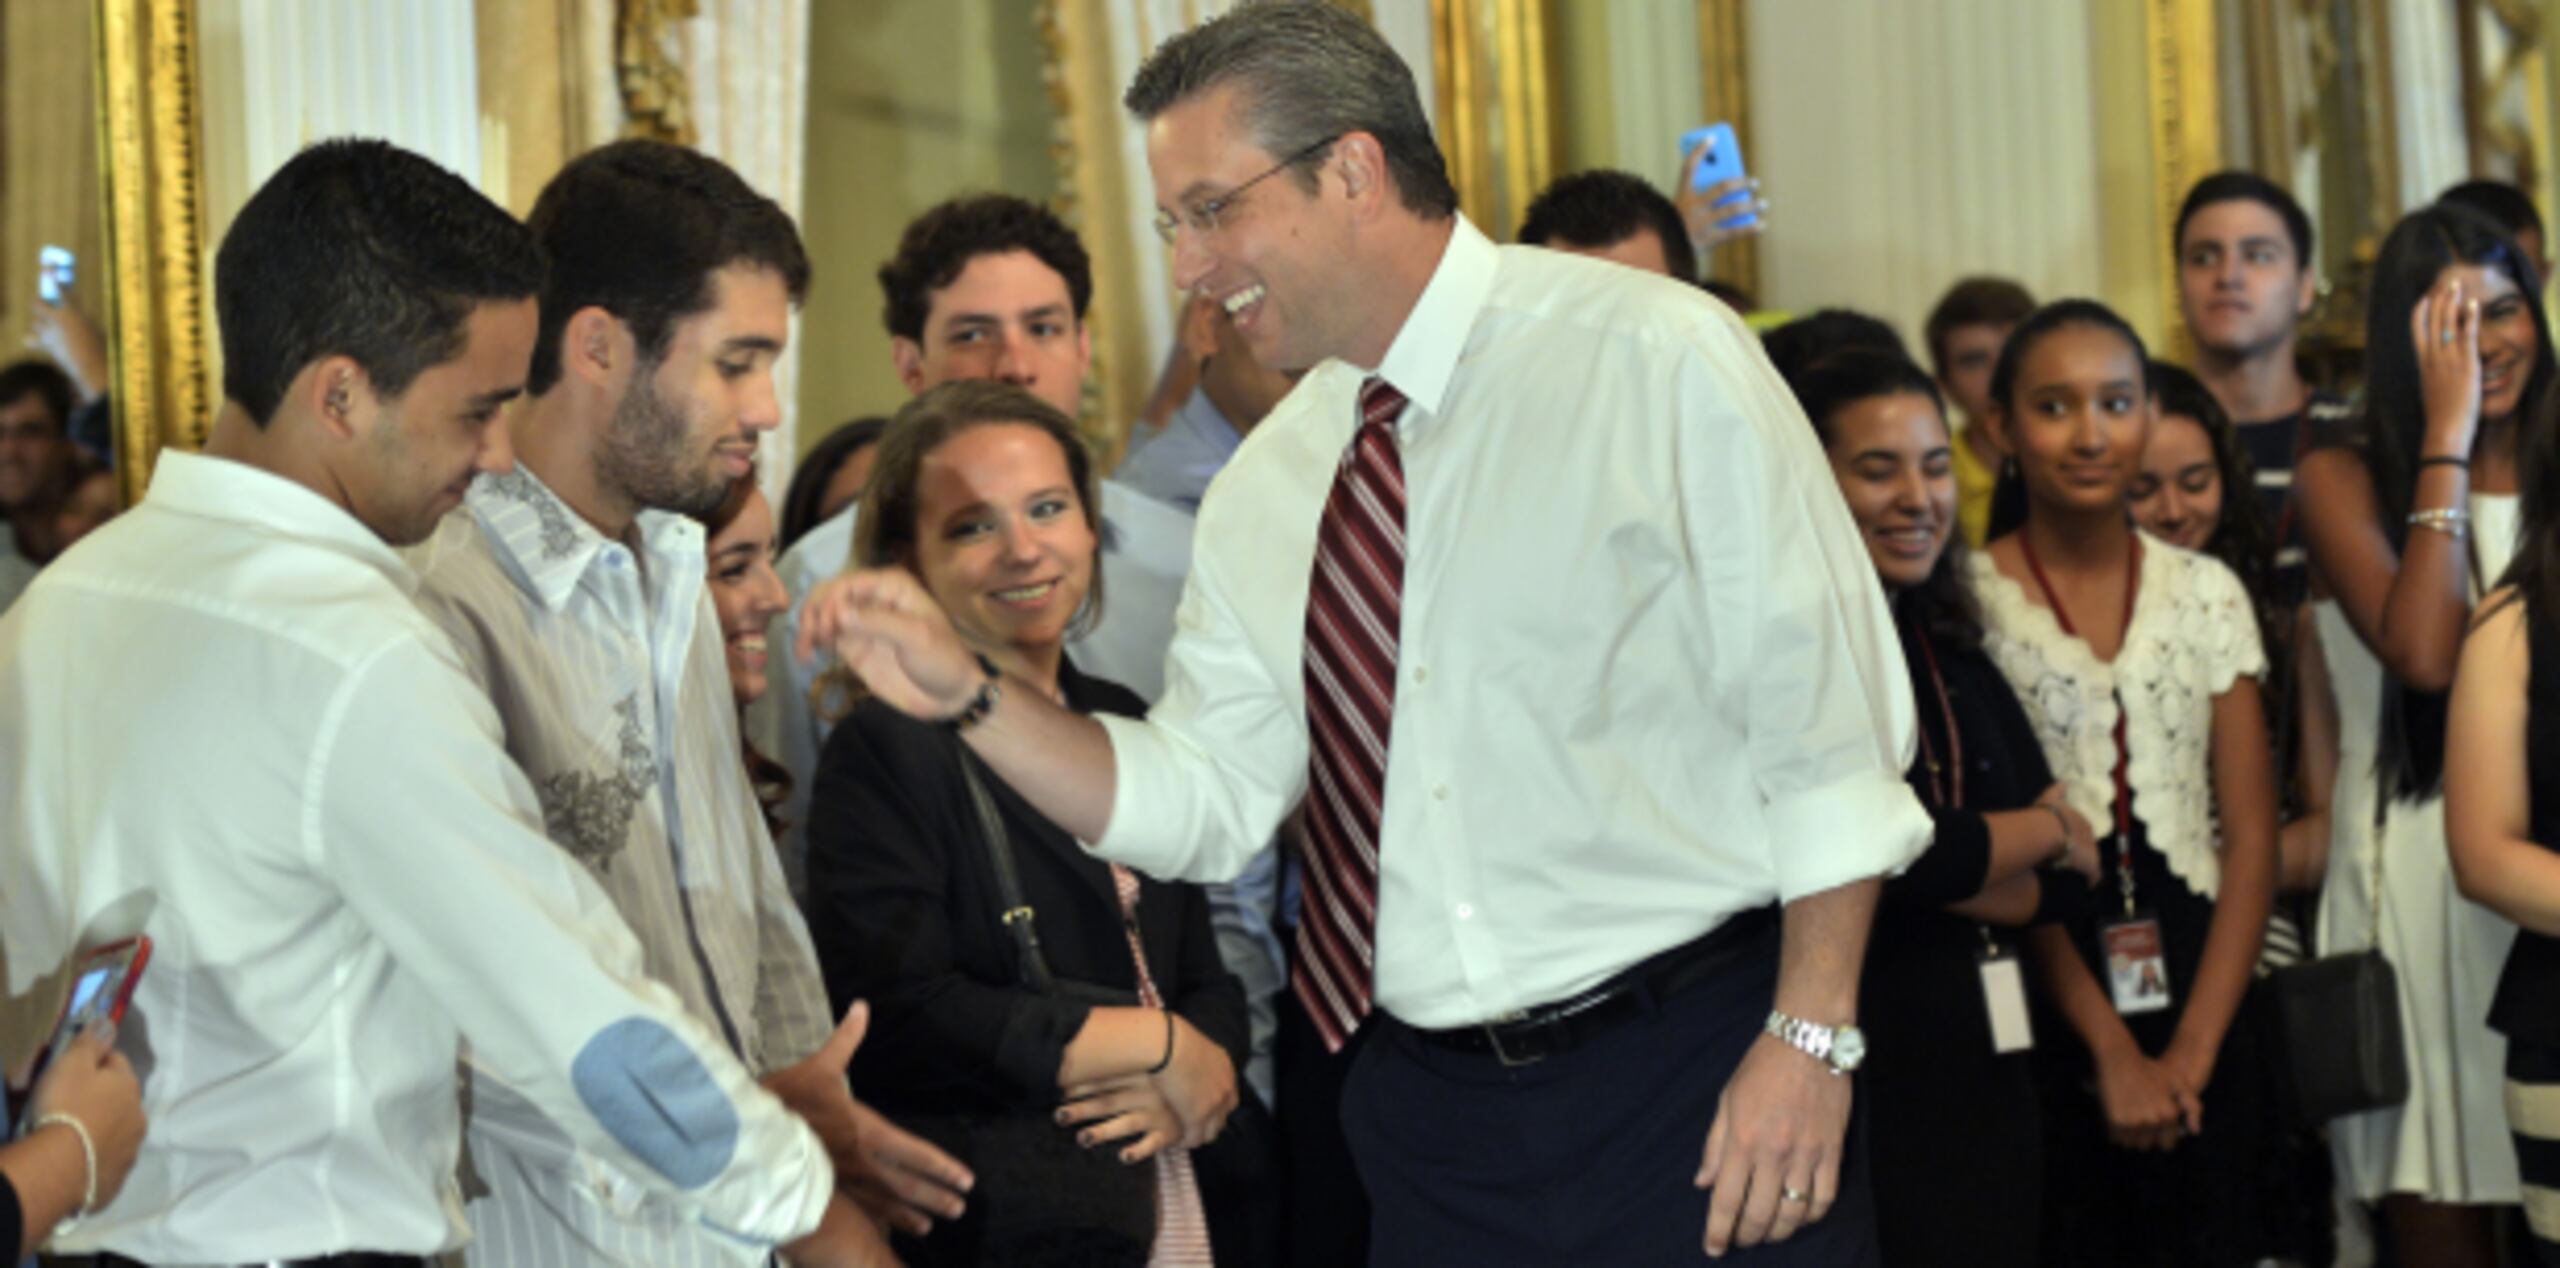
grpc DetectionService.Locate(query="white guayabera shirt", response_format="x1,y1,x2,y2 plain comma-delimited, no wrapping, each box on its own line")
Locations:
410,466,835,1267
0,451,831,1263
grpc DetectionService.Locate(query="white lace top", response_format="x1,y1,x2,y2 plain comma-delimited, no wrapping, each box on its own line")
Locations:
1965,534,2266,900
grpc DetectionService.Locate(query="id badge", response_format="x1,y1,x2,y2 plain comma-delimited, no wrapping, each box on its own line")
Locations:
1978,947,2034,1053
2100,915,2173,1015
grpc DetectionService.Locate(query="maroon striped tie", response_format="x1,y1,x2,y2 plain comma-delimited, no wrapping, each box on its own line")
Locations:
1294,377,1407,1052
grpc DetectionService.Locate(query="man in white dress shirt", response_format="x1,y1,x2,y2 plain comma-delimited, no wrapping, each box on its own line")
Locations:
408,141,959,1266
803,7,1928,1265
0,138,854,1267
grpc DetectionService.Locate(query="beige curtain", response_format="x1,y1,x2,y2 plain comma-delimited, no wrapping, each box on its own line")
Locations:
2,3,106,364
1744,0,2112,348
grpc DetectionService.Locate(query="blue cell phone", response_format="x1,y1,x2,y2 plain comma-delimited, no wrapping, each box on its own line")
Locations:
1678,123,1758,231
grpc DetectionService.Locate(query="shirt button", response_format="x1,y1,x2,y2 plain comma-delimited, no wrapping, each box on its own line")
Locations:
1455,903,1475,920
1433,784,1449,800
1413,665,1430,684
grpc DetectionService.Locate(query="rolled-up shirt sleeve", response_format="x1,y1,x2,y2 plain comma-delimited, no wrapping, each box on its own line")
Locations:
1680,327,1931,903
315,636,833,1247
1092,505,1309,886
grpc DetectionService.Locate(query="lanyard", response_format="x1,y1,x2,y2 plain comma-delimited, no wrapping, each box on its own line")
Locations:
1903,616,1963,810
2018,530,2145,915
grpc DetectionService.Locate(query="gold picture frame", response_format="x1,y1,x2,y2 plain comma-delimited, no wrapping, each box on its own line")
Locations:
97,0,210,503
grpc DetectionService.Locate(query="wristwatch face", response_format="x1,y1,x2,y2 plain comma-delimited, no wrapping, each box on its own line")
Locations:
1832,1026,1867,1071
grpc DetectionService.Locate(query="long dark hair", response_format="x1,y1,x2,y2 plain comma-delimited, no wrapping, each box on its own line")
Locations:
2362,204,2554,537
1983,299,2152,543
2502,385,2560,629
2362,204,2556,796
779,416,888,551
2147,361,2280,647
687,469,794,839
1786,349,1982,651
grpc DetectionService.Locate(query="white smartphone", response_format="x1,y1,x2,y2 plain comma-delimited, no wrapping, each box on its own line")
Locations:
38,245,74,308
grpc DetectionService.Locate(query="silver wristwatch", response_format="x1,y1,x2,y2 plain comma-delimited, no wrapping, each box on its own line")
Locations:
1764,1010,1867,1076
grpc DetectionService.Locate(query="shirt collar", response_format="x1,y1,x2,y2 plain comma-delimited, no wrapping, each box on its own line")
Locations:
1367,215,1498,422
144,449,419,595
465,465,704,612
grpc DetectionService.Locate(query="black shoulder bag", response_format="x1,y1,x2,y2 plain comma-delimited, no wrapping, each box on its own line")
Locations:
896,749,1156,1267
2263,778,2411,1125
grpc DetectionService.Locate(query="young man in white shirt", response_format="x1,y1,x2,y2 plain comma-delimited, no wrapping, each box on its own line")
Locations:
0,138,869,1268
802,6,1927,1264
406,141,962,1267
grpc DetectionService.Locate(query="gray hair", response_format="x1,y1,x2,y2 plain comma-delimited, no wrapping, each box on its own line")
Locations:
1123,1,1457,219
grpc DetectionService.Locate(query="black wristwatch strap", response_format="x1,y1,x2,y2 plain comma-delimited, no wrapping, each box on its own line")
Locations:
945,652,1003,730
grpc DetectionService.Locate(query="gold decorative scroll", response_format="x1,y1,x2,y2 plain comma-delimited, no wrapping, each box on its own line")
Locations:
2143,0,2222,359
1696,0,1754,299
1041,0,1144,465
2456,0,2552,215
1429,0,1554,238
97,0,211,502
616,0,698,146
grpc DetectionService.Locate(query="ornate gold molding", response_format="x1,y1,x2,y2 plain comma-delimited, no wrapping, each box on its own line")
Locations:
97,0,210,502
2143,0,2221,358
1695,0,1754,299
615,0,698,146
1429,0,1554,236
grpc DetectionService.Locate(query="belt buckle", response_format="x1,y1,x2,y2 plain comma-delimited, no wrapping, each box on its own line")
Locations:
1480,1009,1555,1067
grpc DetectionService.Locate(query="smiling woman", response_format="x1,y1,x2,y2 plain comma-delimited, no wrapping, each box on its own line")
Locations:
801,378,1259,1265
1787,346,2089,1267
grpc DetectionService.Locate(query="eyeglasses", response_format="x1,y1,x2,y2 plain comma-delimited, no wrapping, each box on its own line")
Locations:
1152,136,1341,246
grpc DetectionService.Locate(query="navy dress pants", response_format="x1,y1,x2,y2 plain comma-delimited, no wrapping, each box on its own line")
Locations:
1340,940,1878,1267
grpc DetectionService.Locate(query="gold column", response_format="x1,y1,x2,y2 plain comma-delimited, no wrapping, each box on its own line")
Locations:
2143,0,2224,358
1696,0,1755,299
97,0,211,501
1430,0,1554,236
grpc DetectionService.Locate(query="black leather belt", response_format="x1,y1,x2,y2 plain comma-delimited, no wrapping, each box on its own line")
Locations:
1400,906,1777,1067
98,1253,429,1267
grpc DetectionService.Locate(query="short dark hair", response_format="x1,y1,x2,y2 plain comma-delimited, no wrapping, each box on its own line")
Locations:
215,138,545,426
1761,309,1909,385
780,415,888,551
1124,1,1458,219
2175,171,2314,269
0,360,76,433
2439,179,2546,247
878,195,1092,344
1922,276,2036,376
1516,170,1699,282
525,139,811,395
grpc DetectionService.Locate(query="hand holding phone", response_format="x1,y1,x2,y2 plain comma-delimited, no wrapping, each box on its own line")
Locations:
1676,124,1766,242
23,1022,148,1212
38,245,75,308
12,936,149,1137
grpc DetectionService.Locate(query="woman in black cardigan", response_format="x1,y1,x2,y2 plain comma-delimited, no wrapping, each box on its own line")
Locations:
803,381,1250,1268
1787,350,2102,1267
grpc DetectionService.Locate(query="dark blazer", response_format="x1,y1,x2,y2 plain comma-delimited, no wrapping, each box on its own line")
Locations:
803,656,1250,1116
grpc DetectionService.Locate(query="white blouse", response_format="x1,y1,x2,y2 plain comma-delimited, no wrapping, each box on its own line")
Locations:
1966,533,2266,899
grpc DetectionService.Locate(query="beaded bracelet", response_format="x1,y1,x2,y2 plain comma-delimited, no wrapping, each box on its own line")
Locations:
942,652,1003,731
34,1111,96,1218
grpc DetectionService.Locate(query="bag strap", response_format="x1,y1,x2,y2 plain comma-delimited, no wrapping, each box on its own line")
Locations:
956,747,1059,995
